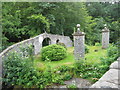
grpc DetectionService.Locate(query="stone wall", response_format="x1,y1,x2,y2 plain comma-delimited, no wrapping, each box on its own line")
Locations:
90,57,120,89
0,33,72,89
0,33,72,58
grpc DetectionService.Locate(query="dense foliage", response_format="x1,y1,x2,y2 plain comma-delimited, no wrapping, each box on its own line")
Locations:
56,42,67,49
41,44,67,61
86,2,120,44
2,2,119,50
1,1,119,89
85,44,89,54
3,52,41,88
3,52,65,88
3,44,118,88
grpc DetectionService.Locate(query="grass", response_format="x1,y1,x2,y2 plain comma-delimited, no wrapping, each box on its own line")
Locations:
34,45,107,71
34,47,75,70
85,46,107,65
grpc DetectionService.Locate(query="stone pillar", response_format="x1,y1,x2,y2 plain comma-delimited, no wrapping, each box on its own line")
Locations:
102,24,110,49
73,24,85,60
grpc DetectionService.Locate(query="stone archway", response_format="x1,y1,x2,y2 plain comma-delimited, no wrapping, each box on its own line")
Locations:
56,39,60,44
42,37,51,47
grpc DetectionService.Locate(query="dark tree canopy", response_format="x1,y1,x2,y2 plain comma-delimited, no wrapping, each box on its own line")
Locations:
1,2,120,50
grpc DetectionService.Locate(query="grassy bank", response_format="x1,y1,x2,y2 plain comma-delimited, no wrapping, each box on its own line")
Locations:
34,46,107,70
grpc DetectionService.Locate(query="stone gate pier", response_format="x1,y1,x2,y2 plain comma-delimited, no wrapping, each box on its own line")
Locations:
102,24,110,49
73,24,85,60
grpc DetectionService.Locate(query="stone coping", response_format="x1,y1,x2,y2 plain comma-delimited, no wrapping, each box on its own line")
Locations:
72,32,85,36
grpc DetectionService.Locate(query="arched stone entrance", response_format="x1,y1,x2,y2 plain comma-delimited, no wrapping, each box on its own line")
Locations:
56,39,60,44
42,37,51,47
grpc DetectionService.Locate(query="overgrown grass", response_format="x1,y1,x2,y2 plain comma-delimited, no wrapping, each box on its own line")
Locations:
3,44,117,88
85,46,107,65
34,47,75,70
34,46,107,71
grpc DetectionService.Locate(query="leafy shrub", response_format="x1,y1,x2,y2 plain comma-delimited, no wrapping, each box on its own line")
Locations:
85,44,89,54
3,51,65,88
95,42,101,46
41,44,67,61
63,72,72,81
57,42,67,50
43,66,64,85
3,52,42,88
100,57,116,66
51,74,64,84
57,65,70,73
107,44,118,59
73,60,106,82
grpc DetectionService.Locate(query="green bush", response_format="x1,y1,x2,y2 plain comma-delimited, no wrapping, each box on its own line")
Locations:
100,57,116,66
57,42,67,50
3,52,43,88
95,42,101,46
41,44,67,61
3,52,64,88
57,65,70,73
85,44,89,54
63,72,72,81
51,74,64,84
107,44,118,59
73,60,106,82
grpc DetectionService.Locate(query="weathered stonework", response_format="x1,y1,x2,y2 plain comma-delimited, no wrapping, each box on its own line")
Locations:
90,57,120,89
73,24,85,60
0,33,72,89
102,26,110,49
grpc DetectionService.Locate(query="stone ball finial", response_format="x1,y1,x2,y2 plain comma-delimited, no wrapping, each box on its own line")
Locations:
77,24,80,28
73,24,85,36
102,24,109,32
77,24,80,32
45,31,47,33
104,24,107,27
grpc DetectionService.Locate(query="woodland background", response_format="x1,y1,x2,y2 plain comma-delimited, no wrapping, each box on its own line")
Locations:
1,2,120,50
